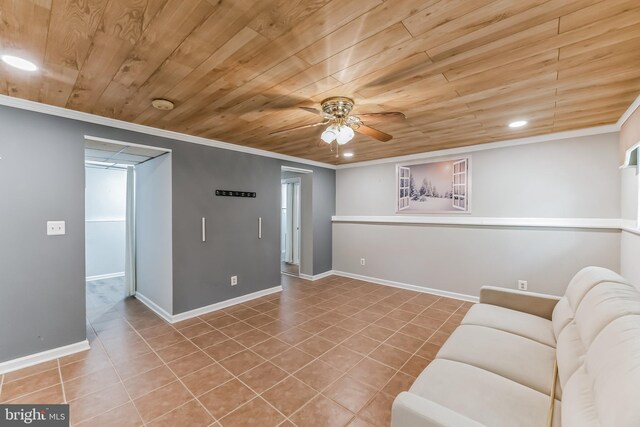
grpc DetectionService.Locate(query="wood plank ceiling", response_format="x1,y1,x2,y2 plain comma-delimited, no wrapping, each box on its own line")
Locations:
1,0,639,164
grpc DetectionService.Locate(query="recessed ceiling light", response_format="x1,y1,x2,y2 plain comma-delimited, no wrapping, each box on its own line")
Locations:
508,120,528,128
343,152,354,158
151,98,175,110
1,54,38,71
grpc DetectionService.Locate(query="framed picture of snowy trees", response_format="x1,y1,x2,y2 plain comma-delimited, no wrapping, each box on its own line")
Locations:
396,157,471,213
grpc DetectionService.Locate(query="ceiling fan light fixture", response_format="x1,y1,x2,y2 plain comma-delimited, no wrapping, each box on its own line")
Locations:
343,152,354,158
321,125,339,143
336,125,355,145
320,130,334,143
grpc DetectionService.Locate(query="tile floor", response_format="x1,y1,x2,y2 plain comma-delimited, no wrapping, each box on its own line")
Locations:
0,275,472,426
281,262,300,276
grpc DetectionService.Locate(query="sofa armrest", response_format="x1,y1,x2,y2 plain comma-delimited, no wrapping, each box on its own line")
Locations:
479,286,561,320
392,392,485,427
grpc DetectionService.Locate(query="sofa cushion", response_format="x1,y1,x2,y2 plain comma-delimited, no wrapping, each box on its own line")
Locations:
583,316,640,427
392,392,486,427
552,266,628,338
462,303,556,347
561,317,640,427
560,365,600,427
437,324,558,397
552,297,573,338
555,273,640,427
555,322,586,390
410,359,561,427
573,281,640,347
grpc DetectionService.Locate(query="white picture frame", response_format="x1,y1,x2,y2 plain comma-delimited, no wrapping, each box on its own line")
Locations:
395,156,472,214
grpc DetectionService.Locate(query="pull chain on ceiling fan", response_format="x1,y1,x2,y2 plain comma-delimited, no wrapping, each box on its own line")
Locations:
269,97,405,155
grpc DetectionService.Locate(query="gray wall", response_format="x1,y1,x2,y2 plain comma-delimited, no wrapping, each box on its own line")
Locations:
620,168,638,221
136,154,173,314
281,170,313,276
334,133,622,297
170,144,285,314
310,166,336,275
0,108,86,363
619,146,639,288
337,133,620,218
621,230,640,288
85,167,126,278
0,104,335,363
333,224,620,297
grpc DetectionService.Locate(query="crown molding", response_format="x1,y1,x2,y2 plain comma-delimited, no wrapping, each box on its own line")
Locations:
617,94,640,128
336,124,619,169
2,93,637,171
0,95,337,170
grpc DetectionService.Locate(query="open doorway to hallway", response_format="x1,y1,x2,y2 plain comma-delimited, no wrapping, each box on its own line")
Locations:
84,136,171,313
281,176,301,276
84,162,127,306
280,166,313,278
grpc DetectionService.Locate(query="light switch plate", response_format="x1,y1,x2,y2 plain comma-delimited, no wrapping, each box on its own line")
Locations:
47,221,65,236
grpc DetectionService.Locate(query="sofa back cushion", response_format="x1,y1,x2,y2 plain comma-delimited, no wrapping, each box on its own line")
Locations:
553,267,640,426
552,267,628,337
563,316,640,427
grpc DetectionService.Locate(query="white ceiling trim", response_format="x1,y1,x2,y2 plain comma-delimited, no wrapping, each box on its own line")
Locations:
85,135,172,153
0,94,336,170
336,124,619,169
282,166,313,174
0,94,635,170
617,94,640,128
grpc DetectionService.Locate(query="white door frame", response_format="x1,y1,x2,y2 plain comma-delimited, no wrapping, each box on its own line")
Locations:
83,135,172,298
281,177,301,265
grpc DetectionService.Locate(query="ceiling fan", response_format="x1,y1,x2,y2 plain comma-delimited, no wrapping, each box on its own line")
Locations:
269,97,405,152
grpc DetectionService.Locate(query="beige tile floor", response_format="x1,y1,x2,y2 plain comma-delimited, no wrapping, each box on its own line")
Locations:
0,275,472,426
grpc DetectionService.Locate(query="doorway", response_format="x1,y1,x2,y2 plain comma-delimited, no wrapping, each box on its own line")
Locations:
84,136,170,312
280,178,301,276
281,177,301,276
280,166,313,278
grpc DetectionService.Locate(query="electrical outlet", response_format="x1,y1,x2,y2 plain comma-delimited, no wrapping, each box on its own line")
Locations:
47,221,65,236
231,276,238,286
360,258,366,266
518,280,528,291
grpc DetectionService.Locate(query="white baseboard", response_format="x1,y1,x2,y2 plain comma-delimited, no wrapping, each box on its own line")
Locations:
0,340,90,375
136,286,283,324
172,286,283,323
134,292,174,323
299,270,337,281
332,270,479,303
86,272,125,282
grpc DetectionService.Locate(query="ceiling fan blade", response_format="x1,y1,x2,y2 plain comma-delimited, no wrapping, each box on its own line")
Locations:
355,112,405,122
269,120,328,135
355,124,393,142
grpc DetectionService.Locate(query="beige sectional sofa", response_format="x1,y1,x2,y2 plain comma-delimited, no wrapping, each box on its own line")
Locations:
392,267,640,427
